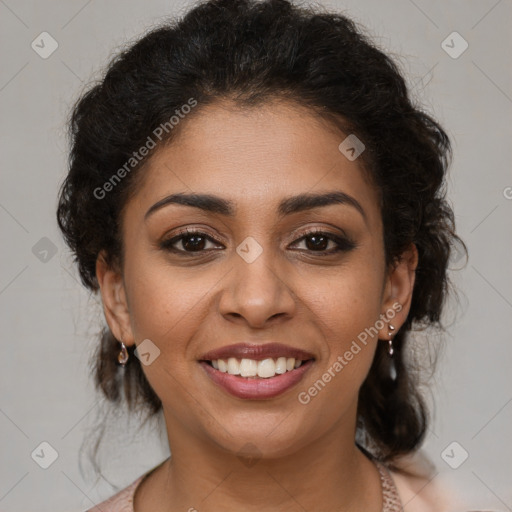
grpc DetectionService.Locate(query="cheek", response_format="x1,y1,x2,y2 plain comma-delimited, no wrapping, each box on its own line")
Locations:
311,261,384,377
123,254,210,348
122,257,210,408
289,269,384,437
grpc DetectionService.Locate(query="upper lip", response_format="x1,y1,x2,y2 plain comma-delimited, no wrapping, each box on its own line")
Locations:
199,343,316,362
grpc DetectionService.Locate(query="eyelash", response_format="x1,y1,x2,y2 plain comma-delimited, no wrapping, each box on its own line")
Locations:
159,228,356,256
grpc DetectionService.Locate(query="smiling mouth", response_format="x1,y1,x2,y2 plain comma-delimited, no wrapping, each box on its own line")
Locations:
198,357,315,400
200,357,315,379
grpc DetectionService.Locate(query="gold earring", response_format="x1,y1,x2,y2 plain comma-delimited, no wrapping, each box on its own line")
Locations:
387,325,397,381
117,341,129,367
387,324,395,357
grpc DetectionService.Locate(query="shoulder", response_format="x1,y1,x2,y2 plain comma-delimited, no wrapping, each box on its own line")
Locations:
84,459,168,512
84,474,144,512
386,449,469,512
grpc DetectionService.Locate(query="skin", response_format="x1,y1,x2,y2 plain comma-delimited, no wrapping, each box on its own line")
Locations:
96,99,419,512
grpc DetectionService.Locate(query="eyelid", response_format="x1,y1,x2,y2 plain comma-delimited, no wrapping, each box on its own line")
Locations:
289,225,350,242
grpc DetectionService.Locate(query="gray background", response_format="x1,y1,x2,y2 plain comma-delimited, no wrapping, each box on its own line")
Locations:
1,0,511,510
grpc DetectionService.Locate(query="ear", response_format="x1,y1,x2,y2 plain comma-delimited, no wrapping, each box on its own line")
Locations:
95,250,135,346
378,243,418,339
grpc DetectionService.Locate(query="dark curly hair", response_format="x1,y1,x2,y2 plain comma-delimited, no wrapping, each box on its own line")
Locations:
56,0,466,471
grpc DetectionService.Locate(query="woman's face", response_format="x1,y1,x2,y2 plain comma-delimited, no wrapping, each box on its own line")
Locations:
98,99,416,458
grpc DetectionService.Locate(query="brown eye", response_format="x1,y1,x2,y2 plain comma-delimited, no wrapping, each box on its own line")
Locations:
291,230,356,254
180,233,207,251
304,233,330,251
160,230,223,254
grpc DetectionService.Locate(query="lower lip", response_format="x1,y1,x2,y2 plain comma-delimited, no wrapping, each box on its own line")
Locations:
199,360,314,400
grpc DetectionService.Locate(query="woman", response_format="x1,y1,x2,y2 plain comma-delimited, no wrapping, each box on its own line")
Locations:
57,0,471,510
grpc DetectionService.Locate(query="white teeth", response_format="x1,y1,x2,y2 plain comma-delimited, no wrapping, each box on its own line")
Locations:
257,358,276,378
217,359,227,373
209,357,307,378
275,357,287,374
227,357,240,375
239,358,258,377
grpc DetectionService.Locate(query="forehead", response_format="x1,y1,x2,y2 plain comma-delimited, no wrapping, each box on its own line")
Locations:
127,99,381,227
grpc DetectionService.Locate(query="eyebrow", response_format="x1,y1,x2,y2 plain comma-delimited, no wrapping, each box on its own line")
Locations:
144,191,367,223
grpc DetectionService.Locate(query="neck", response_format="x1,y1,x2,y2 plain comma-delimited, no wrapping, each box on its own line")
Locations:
136,411,383,512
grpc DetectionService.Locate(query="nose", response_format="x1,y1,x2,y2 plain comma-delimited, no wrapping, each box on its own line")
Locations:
218,246,297,329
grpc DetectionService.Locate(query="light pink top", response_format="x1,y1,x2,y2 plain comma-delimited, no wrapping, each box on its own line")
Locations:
86,472,146,512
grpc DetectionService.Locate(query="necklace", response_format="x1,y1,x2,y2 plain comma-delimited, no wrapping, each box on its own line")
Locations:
375,461,403,511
